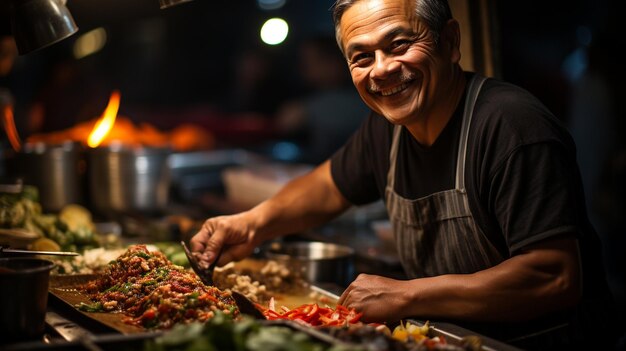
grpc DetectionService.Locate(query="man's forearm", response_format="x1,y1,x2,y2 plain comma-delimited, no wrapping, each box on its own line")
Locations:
403,237,582,322
251,160,351,242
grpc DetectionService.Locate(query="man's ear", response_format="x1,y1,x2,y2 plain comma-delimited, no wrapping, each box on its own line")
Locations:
441,19,461,63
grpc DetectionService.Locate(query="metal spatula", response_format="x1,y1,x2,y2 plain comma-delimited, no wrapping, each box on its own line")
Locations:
180,241,265,319
181,240,218,286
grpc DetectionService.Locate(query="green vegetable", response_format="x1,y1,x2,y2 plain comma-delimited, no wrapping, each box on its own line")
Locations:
141,312,337,351
76,302,104,312
135,251,151,259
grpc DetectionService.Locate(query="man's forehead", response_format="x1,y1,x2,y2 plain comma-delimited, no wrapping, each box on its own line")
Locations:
339,0,417,33
339,0,419,50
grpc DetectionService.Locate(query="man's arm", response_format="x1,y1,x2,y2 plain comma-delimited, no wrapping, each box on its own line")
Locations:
340,236,582,323
191,160,352,265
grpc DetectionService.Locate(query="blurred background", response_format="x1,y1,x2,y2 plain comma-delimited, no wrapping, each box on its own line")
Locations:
0,0,623,315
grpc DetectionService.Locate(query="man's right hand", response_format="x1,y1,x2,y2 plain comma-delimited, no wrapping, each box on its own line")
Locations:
189,211,261,268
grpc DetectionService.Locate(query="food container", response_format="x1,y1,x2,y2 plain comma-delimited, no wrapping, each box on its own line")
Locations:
17,141,85,213
88,144,171,216
0,228,40,249
221,163,312,208
371,219,394,249
0,257,55,343
265,241,355,287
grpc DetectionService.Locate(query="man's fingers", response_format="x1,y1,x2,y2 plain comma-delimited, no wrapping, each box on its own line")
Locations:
201,227,227,264
190,221,214,252
338,284,352,305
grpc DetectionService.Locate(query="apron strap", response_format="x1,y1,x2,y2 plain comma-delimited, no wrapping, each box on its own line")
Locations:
387,124,403,189
455,74,487,190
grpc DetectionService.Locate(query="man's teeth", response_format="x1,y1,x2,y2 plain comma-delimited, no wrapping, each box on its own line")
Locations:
380,82,409,96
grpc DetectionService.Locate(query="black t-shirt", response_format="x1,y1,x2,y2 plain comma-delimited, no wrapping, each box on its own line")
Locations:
332,73,590,257
330,73,615,345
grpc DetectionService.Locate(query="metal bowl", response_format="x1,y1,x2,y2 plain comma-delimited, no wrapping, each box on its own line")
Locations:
0,257,55,343
265,241,355,287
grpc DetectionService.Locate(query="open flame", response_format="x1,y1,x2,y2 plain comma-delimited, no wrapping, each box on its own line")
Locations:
87,90,120,148
26,87,214,151
2,104,21,152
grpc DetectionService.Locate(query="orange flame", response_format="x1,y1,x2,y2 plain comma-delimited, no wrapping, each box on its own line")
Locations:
2,105,21,152
87,90,121,148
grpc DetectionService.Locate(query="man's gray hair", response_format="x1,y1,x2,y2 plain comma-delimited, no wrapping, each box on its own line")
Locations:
331,0,453,55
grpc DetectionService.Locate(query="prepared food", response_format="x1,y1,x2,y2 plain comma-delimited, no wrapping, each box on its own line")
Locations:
79,244,239,329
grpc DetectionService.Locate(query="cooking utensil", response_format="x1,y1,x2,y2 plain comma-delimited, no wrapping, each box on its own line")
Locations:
180,240,218,286
0,245,79,257
0,257,55,343
88,144,171,216
18,141,85,213
180,241,264,319
0,228,40,248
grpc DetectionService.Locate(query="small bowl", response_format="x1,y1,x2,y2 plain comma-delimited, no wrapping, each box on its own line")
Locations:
371,220,394,249
0,258,55,343
0,228,40,249
265,241,355,287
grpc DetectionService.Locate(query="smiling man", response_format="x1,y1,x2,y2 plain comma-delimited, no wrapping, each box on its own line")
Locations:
191,0,617,348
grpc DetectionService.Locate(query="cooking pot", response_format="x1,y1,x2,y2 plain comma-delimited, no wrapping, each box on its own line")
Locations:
18,141,85,212
0,257,55,343
88,144,171,216
265,241,355,287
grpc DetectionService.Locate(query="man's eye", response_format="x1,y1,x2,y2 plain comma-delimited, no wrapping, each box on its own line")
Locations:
351,53,373,66
390,40,411,52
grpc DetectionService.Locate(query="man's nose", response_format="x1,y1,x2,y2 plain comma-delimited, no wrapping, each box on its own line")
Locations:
370,51,400,79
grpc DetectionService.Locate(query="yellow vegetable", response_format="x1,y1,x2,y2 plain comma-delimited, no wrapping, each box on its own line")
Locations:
59,204,94,231
392,320,430,342
31,237,61,252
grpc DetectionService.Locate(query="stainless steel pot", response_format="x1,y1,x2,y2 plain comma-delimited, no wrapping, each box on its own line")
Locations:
266,241,355,287
88,144,171,216
18,141,85,212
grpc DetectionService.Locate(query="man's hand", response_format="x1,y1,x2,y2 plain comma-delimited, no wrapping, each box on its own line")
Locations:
189,211,260,268
339,274,413,323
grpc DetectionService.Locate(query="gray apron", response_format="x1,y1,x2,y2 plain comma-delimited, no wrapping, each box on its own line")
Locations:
385,75,505,278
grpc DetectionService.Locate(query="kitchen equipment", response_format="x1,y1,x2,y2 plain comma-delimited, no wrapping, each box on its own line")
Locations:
88,144,171,216
167,148,267,202
9,0,79,55
221,163,312,208
0,257,55,343
18,141,85,213
265,241,355,287
181,240,217,286
180,241,265,319
371,219,394,249
0,245,79,256
0,228,39,248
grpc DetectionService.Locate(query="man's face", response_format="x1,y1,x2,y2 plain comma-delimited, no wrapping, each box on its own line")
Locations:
339,0,457,126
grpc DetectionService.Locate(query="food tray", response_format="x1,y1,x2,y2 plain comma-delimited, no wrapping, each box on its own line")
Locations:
46,268,340,336
48,274,147,335
38,259,522,351
406,319,524,351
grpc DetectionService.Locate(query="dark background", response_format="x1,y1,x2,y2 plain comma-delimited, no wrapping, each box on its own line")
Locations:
0,0,620,132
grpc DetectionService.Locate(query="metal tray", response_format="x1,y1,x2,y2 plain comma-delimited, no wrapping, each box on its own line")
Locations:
34,261,522,351
4,279,520,351
406,319,523,351
48,274,147,335
46,269,340,336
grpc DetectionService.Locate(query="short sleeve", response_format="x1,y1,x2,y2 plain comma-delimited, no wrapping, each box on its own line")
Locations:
490,142,583,253
330,115,382,205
